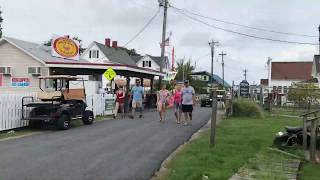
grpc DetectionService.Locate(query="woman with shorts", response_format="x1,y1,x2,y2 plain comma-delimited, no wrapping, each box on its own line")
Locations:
157,84,170,122
173,86,182,124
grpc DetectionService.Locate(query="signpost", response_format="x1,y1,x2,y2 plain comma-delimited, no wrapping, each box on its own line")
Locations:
103,68,117,81
51,35,80,60
239,80,250,98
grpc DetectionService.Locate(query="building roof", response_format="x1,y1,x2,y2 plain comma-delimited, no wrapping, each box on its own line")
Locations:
3,36,90,64
271,61,312,80
131,55,143,63
212,74,231,88
94,42,136,66
190,71,211,76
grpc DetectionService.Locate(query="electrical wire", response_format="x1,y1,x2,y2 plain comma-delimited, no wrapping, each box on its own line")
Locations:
172,7,319,46
170,5,317,38
123,7,160,46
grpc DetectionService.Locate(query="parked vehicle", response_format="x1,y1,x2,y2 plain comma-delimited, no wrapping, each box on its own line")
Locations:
21,75,94,130
273,126,310,147
200,90,226,107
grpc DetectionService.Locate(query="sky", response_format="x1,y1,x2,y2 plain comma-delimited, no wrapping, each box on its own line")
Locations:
0,0,319,85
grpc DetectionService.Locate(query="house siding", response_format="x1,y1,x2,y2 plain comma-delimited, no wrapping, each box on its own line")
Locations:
0,41,48,93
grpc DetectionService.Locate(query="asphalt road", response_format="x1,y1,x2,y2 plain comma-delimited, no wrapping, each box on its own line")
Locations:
0,107,211,180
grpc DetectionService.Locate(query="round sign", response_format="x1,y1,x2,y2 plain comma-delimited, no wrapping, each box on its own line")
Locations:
53,37,79,58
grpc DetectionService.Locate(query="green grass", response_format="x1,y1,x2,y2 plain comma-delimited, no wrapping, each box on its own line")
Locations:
299,162,320,180
165,115,301,180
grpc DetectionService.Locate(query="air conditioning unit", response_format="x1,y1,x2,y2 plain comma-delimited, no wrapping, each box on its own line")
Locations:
28,67,41,76
0,67,12,76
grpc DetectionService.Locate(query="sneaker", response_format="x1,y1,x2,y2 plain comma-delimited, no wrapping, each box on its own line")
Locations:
183,122,188,126
139,115,143,118
113,114,116,119
129,116,134,119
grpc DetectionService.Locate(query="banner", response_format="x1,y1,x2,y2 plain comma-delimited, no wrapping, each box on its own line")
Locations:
11,78,30,87
51,35,80,60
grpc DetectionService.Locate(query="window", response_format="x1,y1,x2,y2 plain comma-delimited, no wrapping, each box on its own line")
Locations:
143,61,151,67
203,76,207,81
28,67,41,75
273,86,276,91
89,50,99,59
277,86,282,93
283,86,288,94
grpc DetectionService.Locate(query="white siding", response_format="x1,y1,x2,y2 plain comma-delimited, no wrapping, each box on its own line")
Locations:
0,41,48,93
81,44,109,63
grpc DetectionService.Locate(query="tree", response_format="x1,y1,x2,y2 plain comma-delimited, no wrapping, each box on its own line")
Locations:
119,47,140,56
43,36,85,53
287,83,320,109
175,58,195,81
0,7,3,38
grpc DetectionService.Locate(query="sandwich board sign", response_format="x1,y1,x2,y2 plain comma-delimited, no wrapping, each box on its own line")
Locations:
103,68,117,81
239,80,250,97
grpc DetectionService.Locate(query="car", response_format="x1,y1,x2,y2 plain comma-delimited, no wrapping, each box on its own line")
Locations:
200,90,226,107
21,75,94,130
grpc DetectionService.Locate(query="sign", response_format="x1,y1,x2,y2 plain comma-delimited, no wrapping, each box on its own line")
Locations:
239,80,250,97
103,68,117,81
164,71,177,81
105,98,115,111
0,74,2,87
51,35,80,60
11,78,30,87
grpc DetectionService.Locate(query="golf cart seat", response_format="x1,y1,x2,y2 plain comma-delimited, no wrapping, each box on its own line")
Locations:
285,127,303,134
62,89,85,101
38,91,62,101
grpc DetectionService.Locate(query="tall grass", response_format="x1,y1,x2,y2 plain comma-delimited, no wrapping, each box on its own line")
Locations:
232,98,264,118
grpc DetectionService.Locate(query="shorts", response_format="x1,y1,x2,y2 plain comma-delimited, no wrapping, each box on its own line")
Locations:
182,104,193,113
132,99,142,108
174,103,182,112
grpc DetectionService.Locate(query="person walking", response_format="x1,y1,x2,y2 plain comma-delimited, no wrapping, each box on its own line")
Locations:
157,84,170,122
113,86,125,119
130,79,144,119
181,80,195,126
173,85,182,124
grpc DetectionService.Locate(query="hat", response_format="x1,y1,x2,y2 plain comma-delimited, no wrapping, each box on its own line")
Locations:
184,80,189,84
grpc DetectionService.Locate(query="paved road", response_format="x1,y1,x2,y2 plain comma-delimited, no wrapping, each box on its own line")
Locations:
0,107,211,180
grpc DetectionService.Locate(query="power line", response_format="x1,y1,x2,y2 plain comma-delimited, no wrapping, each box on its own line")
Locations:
172,7,318,46
170,5,317,38
123,7,160,46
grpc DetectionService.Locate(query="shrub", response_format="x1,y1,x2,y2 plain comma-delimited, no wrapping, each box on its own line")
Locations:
232,98,264,118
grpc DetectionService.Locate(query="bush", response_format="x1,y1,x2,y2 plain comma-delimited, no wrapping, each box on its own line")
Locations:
232,98,264,118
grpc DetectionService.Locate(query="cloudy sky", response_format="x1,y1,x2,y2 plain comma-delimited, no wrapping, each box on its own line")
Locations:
0,0,319,84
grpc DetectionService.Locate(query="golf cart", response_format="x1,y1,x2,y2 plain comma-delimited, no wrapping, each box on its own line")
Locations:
21,75,94,130
201,90,226,107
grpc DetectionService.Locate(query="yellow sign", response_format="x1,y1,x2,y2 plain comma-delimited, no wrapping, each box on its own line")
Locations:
104,68,117,81
52,37,79,59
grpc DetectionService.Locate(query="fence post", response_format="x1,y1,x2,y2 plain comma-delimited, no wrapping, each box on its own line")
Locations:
310,119,317,162
302,115,309,160
210,90,217,147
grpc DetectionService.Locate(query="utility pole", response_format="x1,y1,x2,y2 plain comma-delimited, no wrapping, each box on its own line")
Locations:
219,51,227,89
159,0,168,89
209,40,219,88
243,69,248,81
318,25,320,55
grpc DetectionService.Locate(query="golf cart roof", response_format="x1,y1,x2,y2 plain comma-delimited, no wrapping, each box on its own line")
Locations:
38,75,83,80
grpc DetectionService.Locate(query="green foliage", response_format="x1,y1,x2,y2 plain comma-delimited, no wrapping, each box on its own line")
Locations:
287,83,320,108
233,98,264,118
175,58,195,81
0,7,3,38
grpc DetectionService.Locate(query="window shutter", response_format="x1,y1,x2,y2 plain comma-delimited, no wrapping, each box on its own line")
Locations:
143,61,145,67
149,61,152,67
97,50,99,58
89,51,92,58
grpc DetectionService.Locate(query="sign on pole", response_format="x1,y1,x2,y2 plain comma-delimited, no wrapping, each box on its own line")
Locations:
103,68,117,81
51,35,80,60
239,80,250,97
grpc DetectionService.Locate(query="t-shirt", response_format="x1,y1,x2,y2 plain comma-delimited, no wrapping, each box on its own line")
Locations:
181,86,195,105
173,90,182,104
131,86,144,101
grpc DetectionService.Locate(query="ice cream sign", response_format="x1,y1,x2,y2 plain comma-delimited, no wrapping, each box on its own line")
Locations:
51,35,80,60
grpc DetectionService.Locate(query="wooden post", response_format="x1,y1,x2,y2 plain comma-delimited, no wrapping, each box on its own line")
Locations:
310,119,317,162
210,90,218,147
303,115,309,160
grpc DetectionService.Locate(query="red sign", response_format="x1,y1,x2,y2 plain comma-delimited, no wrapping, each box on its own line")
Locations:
11,78,30,87
0,74,2,87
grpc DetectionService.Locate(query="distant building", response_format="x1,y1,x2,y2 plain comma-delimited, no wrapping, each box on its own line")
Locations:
268,61,313,94
190,71,231,89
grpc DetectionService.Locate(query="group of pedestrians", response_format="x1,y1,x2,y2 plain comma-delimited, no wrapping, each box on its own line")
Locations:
157,80,195,126
113,79,195,126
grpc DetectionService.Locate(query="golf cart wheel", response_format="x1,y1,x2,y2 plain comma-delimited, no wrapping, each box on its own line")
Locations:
82,110,94,125
56,114,71,130
273,135,289,147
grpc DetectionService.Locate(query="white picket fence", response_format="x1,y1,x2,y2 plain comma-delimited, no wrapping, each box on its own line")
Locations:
0,93,114,132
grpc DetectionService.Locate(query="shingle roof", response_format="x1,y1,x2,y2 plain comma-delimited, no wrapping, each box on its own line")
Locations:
271,61,312,80
3,36,90,64
131,55,143,63
212,74,231,88
95,42,136,66
147,55,168,67
191,71,211,76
